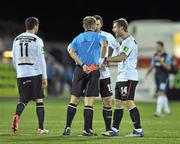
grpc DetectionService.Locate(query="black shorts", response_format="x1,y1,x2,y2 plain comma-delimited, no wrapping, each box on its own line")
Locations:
115,80,138,100
100,77,113,98
17,75,45,103
71,65,100,97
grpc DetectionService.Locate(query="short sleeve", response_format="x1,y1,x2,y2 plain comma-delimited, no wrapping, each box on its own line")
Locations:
70,37,78,51
99,35,107,43
165,55,171,65
121,44,133,56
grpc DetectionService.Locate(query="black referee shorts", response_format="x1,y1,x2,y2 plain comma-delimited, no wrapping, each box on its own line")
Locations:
71,65,100,97
17,75,45,103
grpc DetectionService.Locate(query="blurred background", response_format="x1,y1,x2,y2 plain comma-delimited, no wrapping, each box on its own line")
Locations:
0,1,180,101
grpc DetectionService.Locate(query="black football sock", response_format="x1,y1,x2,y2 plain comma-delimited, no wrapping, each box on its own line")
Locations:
36,102,44,130
103,107,112,131
84,106,93,132
112,108,123,130
129,107,142,129
15,102,26,116
65,103,77,128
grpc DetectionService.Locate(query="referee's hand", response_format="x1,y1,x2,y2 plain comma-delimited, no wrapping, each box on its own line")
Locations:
42,79,48,89
82,64,90,74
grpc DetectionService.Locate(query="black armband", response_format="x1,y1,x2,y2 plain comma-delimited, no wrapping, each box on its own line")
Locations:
103,57,107,64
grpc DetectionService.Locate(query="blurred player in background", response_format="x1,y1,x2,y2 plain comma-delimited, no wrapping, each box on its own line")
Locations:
146,41,171,116
63,16,107,136
93,15,120,136
11,17,48,134
105,18,144,137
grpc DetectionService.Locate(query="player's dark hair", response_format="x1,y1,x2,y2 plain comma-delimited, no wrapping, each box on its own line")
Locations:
25,17,39,30
93,15,103,25
156,41,164,47
113,18,128,32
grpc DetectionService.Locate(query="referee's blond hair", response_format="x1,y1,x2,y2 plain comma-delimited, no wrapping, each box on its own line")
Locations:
83,16,96,30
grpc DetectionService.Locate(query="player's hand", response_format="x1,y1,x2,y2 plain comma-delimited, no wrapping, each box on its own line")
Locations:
42,79,48,89
82,64,90,74
98,63,103,68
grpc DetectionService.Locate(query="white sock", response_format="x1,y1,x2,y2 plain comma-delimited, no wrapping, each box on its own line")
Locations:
156,96,164,114
163,96,171,113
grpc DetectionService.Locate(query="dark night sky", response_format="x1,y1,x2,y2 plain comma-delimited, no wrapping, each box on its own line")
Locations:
1,1,180,42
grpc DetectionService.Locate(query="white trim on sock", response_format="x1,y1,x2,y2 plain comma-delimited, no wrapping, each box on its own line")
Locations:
36,106,45,108
103,108,112,111
19,102,26,107
84,107,93,110
68,105,77,109
128,106,136,111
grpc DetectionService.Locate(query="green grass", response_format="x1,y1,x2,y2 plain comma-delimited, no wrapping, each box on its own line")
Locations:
0,97,180,144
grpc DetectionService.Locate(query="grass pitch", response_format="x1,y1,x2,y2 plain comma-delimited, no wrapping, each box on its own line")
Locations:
0,97,179,144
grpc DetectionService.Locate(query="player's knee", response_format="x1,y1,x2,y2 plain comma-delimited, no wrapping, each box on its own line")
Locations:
70,95,80,105
36,99,43,103
84,97,95,106
114,99,123,109
125,100,136,109
102,97,111,107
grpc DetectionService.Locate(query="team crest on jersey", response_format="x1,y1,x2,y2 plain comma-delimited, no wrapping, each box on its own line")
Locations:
41,47,44,51
123,46,129,53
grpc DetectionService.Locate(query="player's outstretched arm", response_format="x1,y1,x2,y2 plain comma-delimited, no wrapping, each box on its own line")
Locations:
106,52,126,63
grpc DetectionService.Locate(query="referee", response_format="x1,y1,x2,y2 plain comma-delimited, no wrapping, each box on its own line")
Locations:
62,16,108,136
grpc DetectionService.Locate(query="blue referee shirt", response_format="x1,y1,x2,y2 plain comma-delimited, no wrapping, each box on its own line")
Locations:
68,31,107,66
